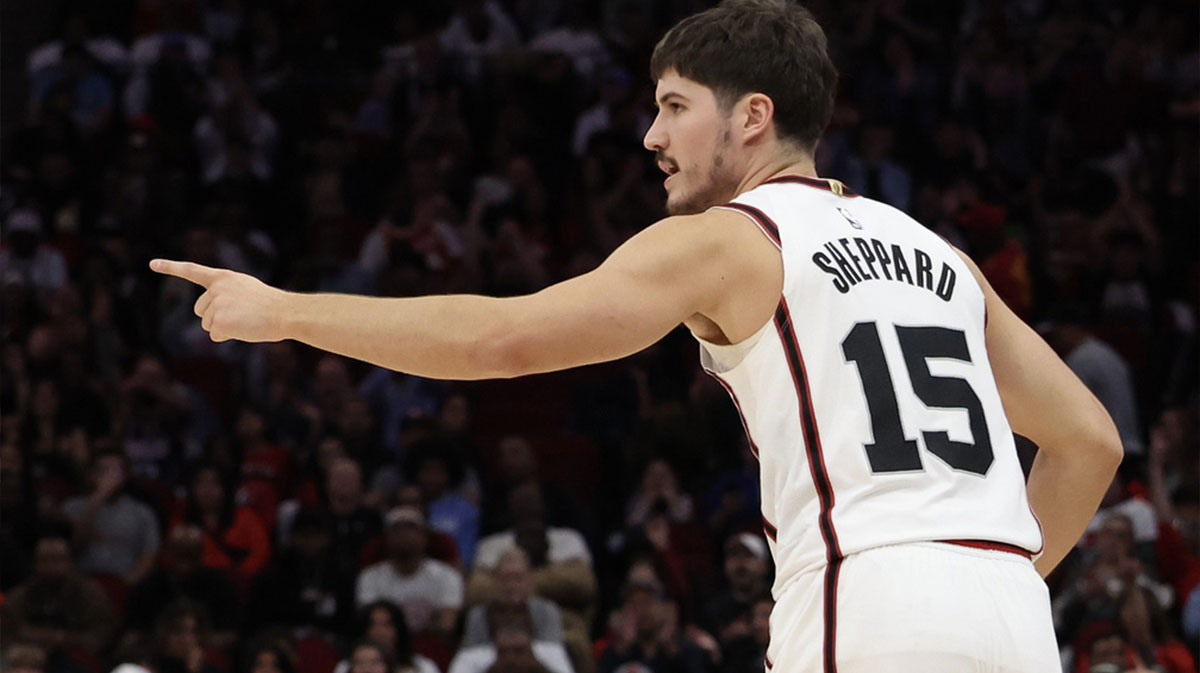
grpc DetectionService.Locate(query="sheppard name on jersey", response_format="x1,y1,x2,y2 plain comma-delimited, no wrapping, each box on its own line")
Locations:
812,237,956,301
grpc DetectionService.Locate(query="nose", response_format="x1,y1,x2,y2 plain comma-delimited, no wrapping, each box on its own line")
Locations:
643,113,667,152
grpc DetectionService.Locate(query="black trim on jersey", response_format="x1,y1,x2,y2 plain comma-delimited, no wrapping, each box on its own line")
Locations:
762,174,859,197
719,202,781,248
774,296,844,673
765,653,774,670
762,515,778,542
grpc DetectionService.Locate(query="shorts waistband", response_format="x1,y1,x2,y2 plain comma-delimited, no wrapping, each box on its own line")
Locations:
937,539,1033,559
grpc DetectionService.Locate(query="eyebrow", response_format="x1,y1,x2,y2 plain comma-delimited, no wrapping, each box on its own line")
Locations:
654,92,688,108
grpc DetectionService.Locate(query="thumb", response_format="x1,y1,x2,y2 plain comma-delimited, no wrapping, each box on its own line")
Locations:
150,259,220,288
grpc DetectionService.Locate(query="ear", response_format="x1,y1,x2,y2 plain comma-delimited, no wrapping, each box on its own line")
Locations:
739,93,775,144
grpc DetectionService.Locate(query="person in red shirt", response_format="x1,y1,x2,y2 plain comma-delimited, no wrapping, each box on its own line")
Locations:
173,463,272,586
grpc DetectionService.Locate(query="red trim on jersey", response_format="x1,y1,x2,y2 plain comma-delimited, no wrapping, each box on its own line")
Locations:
706,371,761,460
942,539,1035,559
762,514,778,542
762,174,859,197
774,295,843,673
774,298,843,560
718,202,781,248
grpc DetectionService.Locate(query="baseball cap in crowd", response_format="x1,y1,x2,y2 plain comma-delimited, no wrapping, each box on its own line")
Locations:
385,505,426,528
725,532,769,561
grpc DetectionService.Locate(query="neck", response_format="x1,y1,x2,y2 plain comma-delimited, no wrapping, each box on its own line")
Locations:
732,153,818,199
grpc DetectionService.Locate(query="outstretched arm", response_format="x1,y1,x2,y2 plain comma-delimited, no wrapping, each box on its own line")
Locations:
953,250,1123,577
151,210,780,380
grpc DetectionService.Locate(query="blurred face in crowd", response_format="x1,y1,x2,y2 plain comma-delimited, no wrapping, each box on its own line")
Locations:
327,459,363,514
385,520,426,562
416,457,450,501
251,650,282,673
438,394,470,434
497,437,536,482
1097,515,1134,562
724,542,768,591
192,468,225,514
166,526,205,577
644,70,741,215
34,537,72,580
365,607,398,651
163,614,201,659
92,453,127,494
349,644,388,673
624,586,669,641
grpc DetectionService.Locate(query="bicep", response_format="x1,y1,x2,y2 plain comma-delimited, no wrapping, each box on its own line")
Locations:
493,219,722,376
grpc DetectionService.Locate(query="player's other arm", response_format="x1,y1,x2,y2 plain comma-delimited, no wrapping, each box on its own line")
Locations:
953,249,1122,577
150,211,772,380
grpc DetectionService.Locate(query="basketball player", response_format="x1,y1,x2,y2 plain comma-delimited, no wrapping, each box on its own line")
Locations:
151,1,1122,670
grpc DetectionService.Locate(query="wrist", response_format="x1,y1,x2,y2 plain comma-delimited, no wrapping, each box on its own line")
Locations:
274,290,302,341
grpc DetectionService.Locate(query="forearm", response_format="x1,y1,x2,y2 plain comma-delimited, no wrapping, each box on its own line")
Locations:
282,292,516,380
1027,448,1120,577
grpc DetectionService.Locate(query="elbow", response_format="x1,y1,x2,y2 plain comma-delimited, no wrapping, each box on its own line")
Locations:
1091,422,1124,473
471,326,533,380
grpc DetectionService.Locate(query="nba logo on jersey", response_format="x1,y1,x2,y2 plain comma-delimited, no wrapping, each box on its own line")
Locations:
837,206,862,229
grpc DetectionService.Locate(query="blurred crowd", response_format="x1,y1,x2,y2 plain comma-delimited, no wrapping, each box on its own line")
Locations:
0,1,1196,673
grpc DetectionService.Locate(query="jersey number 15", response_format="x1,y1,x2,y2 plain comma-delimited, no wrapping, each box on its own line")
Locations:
842,321,993,476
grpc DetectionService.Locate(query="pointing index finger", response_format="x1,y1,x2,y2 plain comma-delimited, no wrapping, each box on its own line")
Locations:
150,259,220,287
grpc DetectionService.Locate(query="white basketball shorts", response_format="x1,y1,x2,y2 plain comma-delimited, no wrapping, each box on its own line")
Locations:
766,541,1060,672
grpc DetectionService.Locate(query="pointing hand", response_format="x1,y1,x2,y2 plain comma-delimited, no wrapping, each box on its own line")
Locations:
150,259,290,343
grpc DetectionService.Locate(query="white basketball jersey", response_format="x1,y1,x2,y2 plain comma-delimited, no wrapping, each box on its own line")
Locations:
697,175,1043,600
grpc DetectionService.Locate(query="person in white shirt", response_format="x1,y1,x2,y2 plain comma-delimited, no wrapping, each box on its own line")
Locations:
356,506,464,637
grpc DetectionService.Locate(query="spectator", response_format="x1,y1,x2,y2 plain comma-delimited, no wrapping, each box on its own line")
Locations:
841,121,912,211
173,462,272,582
126,525,241,649
463,549,564,647
1,535,115,669
597,579,711,673
406,441,480,566
1043,308,1144,455
696,533,772,654
479,437,588,537
278,456,382,581
28,43,115,138
625,459,693,527
235,406,291,532
149,600,224,673
245,643,298,673
333,602,440,673
0,210,68,297
356,506,464,638
249,507,356,635
448,623,571,673
345,640,397,673
717,597,771,673
61,449,160,585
